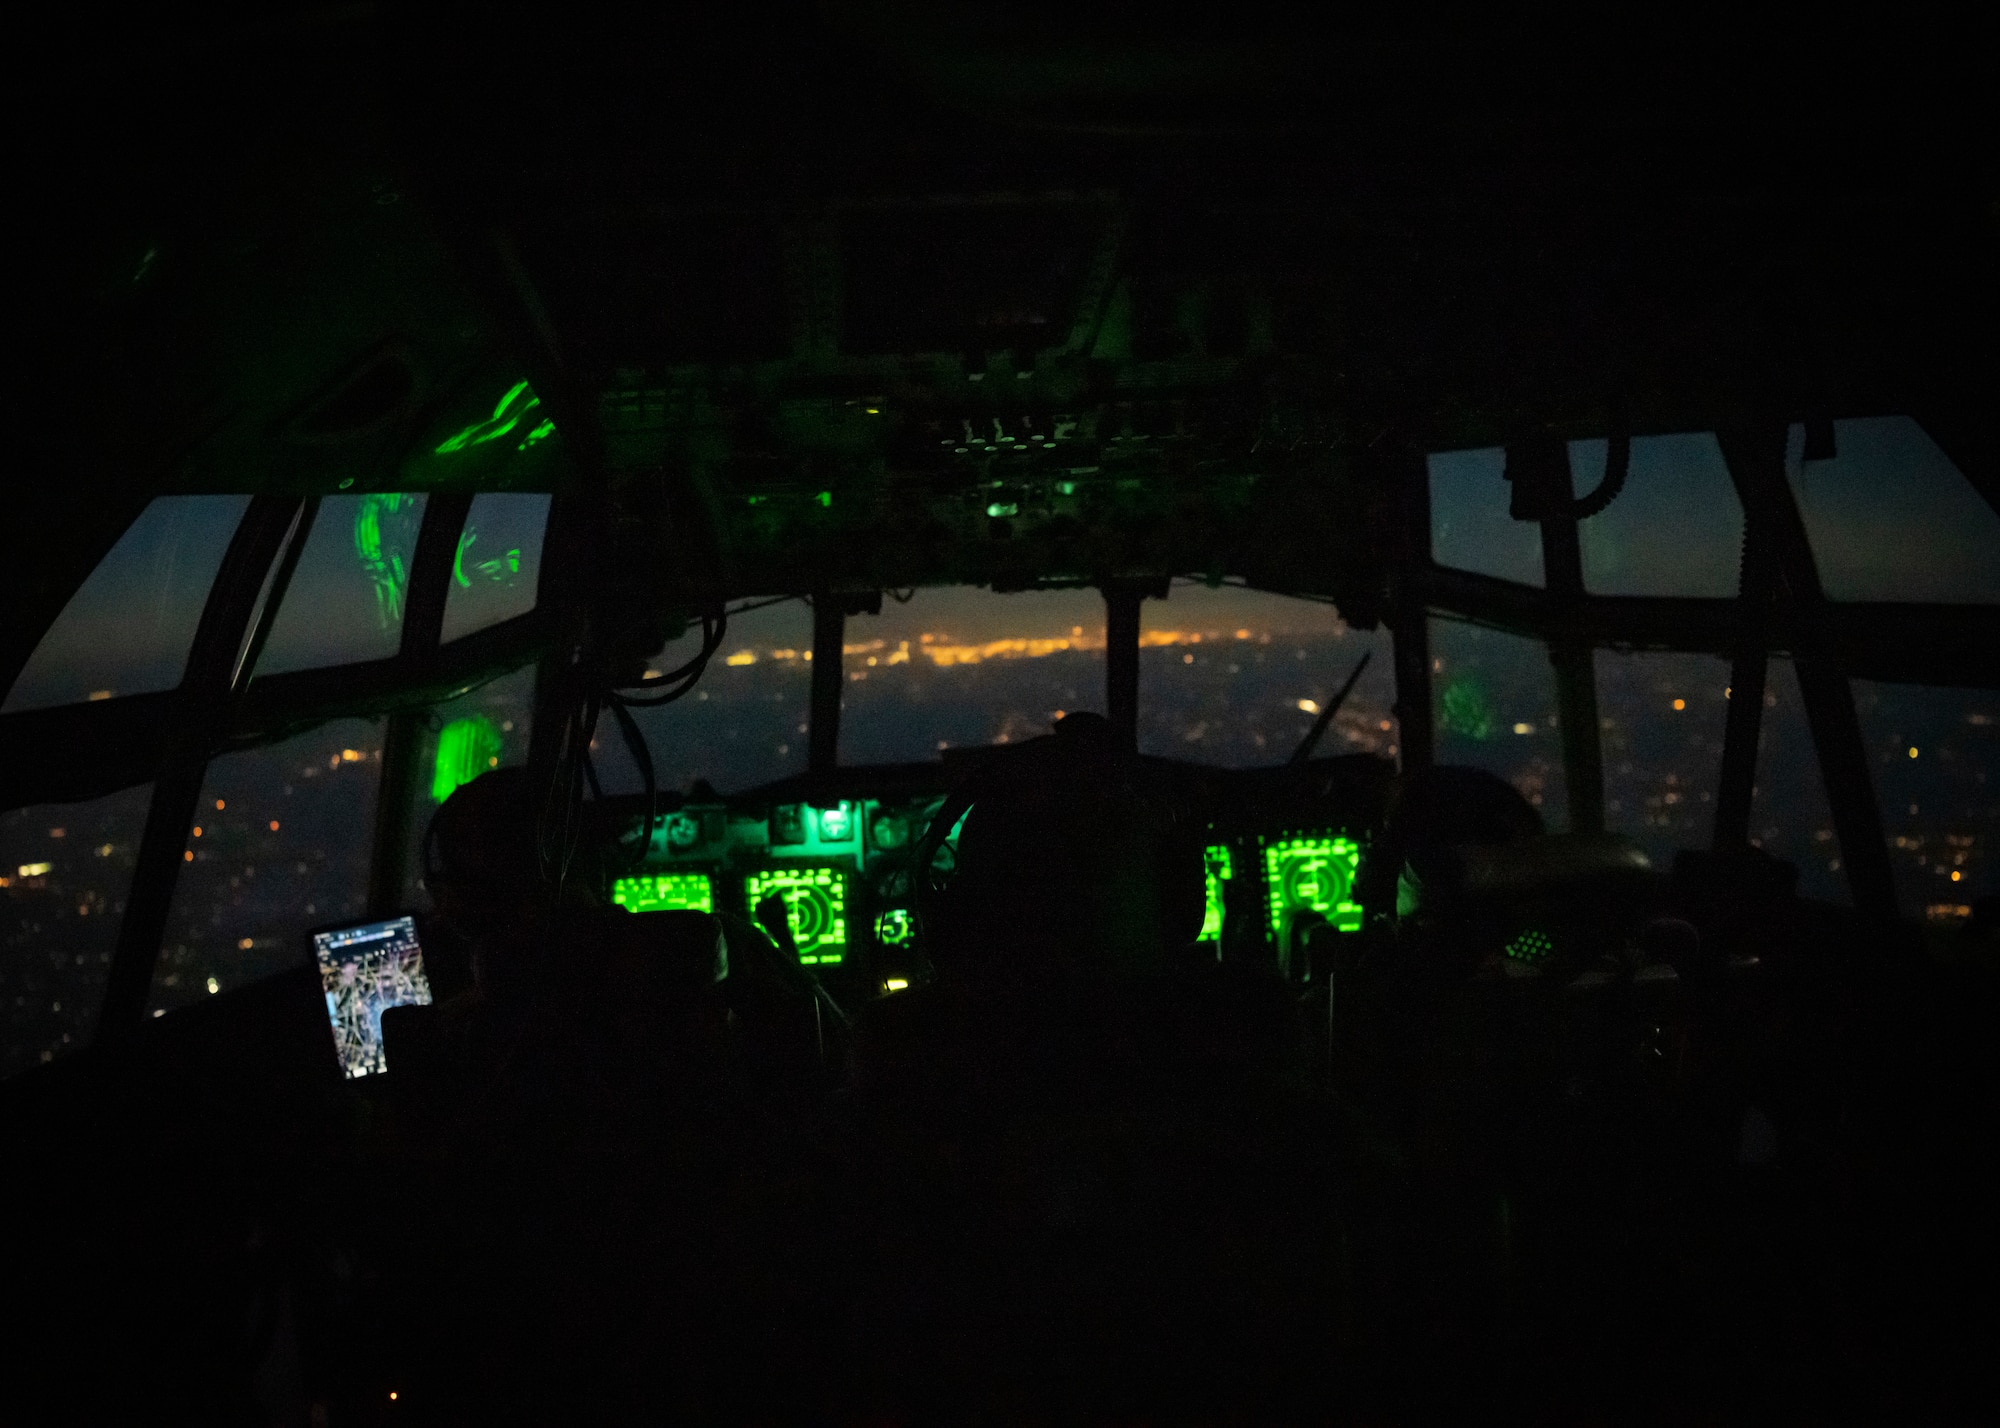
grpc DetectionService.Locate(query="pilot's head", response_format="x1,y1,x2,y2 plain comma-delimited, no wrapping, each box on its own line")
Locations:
931,713,1205,992
423,766,549,941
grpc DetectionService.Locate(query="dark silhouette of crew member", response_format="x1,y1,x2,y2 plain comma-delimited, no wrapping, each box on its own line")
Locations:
844,713,1345,1419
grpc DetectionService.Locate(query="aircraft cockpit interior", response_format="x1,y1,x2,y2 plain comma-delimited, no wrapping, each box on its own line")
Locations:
7,5,1997,1421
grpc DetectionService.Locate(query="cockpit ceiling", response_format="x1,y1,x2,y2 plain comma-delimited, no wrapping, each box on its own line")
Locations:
13,6,1996,626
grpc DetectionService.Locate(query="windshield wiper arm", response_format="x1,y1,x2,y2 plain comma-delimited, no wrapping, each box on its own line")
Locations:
1287,650,1372,767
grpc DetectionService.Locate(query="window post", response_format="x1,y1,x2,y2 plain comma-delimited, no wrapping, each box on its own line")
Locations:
367,493,474,917
809,594,846,774
1713,512,1776,850
1102,581,1148,755
1511,438,1604,834
99,496,306,1036
1719,424,1898,921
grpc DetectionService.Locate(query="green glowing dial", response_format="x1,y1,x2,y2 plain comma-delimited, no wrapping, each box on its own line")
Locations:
874,907,915,948
431,715,503,804
612,872,715,915
745,866,849,965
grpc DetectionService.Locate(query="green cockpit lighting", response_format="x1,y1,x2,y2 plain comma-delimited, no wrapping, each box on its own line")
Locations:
453,527,524,588
1199,843,1233,944
874,907,915,948
816,802,855,842
353,493,418,631
1504,928,1555,963
431,715,503,803
612,872,716,915
1438,677,1496,740
434,380,544,454
1264,834,1363,967
745,866,849,965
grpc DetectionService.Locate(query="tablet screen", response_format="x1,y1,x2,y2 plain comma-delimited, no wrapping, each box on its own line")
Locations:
312,915,433,1079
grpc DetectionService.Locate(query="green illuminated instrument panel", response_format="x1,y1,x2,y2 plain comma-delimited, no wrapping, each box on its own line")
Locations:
1264,834,1363,935
615,794,960,971
874,907,916,948
744,866,850,965
616,789,1365,980
611,871,715,915
1199,844,1233,945
1199,828,1366,974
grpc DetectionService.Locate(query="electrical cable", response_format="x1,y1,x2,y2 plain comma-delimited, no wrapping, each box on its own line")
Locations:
614,609,727,702
533,592,733,901
604,693,658,866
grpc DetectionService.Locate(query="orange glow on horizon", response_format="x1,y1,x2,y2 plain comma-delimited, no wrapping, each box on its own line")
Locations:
715,626,1349,670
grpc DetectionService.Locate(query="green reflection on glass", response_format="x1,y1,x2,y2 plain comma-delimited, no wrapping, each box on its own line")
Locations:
432,715,503,803
612,872,715,914
1199,843,1233,943
434,380,541,454
1439,677,1496,740
453,527,523,589
744,865,849,965
354,493,419,631
517,418,556,452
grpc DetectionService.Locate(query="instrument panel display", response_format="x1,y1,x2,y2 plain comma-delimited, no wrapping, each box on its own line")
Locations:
611,871,716,915
1263,833,1363,972
743,865,850,965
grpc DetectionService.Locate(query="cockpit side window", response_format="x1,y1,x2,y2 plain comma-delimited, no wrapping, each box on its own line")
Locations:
591,597,815,795
148,719,383,1015
1788,417,2000,604
841,586,1107,766
1596,649,1733,866
439,493,551,644
1853,680,1996,917
1428,447,1544,587
0,783,153,1079
1429,434,1746,599
1429,618,1568,828
1138,582,1395,767
3,496,250,714
253,494,429,677
1574,433,1744,598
